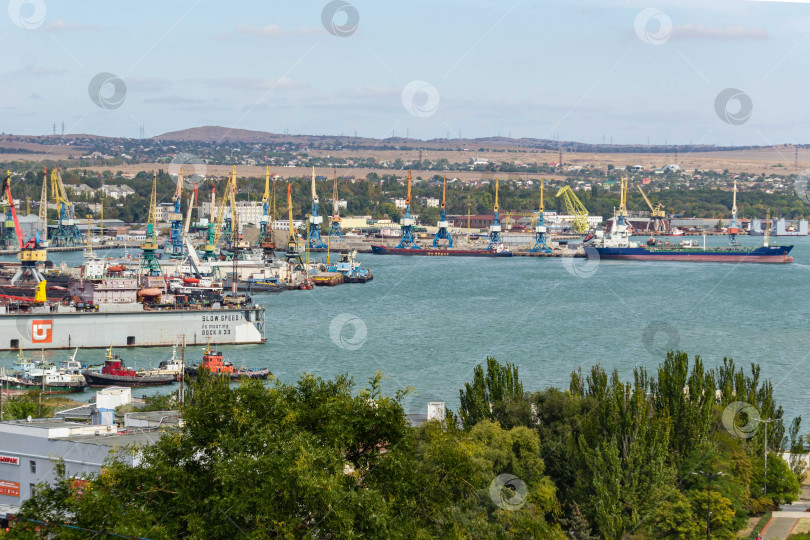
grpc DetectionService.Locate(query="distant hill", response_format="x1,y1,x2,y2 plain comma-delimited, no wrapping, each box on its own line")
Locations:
152,126,738,154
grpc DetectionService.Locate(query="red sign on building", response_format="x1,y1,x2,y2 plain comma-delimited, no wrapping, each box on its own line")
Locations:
0,455,19,465
0,480,20,497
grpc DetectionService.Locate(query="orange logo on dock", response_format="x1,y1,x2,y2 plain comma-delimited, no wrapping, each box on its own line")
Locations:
31,320,53,343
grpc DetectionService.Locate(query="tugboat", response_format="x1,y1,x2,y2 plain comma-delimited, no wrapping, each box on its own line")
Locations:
82,346,176,388
327,250,373,283
185,346,270,380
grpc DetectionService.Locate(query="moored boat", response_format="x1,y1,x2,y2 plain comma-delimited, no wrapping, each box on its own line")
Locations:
184,346,270,380
82,347,176,388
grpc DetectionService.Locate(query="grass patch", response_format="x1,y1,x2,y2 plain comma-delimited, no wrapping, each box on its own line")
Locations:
746,511,772,539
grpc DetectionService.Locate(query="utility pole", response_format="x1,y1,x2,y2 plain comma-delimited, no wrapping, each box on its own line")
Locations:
755,417,775,495
179,335,185,408
692,471,725,540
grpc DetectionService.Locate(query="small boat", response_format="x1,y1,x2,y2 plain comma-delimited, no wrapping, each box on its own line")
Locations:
326,250,373,283
82,346,176,388
312,273,344,286
142,345,184,380
298,278,314,290
185,346,270,380
0,349,86,394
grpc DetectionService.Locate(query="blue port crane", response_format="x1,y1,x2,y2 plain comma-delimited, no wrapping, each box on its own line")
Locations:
327,168,344,239
307,167,326,248
432,176,453,247
487,178,503,251
167,167,185,259
529,178,551,253
396,170,420,249
258,166,271,245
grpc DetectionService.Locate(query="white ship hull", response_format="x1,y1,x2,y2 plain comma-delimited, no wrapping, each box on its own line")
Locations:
0,306,266,351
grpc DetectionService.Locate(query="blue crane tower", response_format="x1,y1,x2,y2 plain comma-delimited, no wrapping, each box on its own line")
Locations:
728,180,740,245
167,167,185,259
258,166,271,244
396,170,419,249
529,178,551,253
307,167,326,248
327,168,344,239
487,178,503,251
432,176,453,247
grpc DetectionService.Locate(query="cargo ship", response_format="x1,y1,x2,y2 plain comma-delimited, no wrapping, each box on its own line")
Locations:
370,245,513,257
588,180,793,264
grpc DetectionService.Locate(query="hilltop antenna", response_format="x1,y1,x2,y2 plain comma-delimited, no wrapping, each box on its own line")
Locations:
61,122,64,136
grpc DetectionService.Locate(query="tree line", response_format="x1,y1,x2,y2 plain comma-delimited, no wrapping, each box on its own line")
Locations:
5,351,803,539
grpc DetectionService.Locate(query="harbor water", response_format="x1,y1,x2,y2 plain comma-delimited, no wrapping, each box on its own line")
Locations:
2,235,809,422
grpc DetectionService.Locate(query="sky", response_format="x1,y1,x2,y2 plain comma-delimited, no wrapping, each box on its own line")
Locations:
2,0,810,145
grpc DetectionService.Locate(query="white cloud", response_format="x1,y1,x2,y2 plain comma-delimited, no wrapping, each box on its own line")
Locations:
339,85,399,100
205,77,308,91
671,23,769,40
217,24,322,39
126,77,171,92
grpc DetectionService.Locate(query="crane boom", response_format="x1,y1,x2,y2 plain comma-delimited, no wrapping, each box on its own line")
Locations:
38,168,48,243
555,186,590,233
212,171,233,247
3,172,23,249
636,185,666,218
331,168,340,218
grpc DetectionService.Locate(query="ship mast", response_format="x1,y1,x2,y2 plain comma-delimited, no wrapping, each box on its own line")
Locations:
530,178,551,253
487,178,503,251
729,180,740,245
328,168,344,239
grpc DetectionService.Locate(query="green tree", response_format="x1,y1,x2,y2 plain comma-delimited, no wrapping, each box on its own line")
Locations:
459,357,528,429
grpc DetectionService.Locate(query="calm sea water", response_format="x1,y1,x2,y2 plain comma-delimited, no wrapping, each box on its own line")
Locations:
2,236,809,422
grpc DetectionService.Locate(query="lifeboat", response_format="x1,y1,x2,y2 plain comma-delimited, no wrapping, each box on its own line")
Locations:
183,277,200,284
107,265,125,273
137,288,162,297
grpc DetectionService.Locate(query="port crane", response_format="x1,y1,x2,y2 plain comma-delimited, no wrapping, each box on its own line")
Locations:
636,184,666,232
49,168,83,246
258,167,273,247
166,166,186,259
307,167,326,248
487,179,503,251
284,182,305,269
327,168,343,239
432,176,453,247
728,180,740,245
201,185,220,262
529,178,551,253
37,168,48,247
617,176,628,226
139,171,162,276
3,171,47,287
49,169,83,246
555,185,590,234
396,170,419,249
1,191,16,249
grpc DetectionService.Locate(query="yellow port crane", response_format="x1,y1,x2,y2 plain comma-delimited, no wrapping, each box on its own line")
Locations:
37,168,48,246
555,185,590,233
636,184,667,232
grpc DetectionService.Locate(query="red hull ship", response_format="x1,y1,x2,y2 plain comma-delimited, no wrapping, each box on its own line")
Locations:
82,347,176,388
